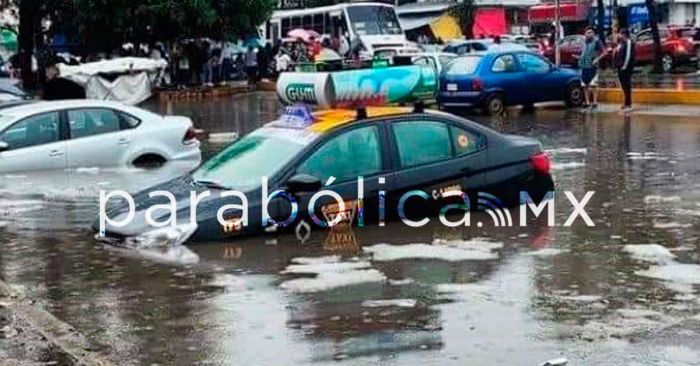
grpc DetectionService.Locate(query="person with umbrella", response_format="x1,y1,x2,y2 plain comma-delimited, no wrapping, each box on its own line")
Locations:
245,46,257,89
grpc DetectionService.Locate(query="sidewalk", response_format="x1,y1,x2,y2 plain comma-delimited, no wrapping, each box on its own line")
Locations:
586,103,700,117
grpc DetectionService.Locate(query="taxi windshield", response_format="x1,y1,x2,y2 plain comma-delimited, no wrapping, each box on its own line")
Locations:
192,127,317,191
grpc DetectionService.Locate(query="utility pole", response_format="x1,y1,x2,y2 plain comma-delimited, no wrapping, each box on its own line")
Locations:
646,0,663,72
596,0,606,42
555,0,561,66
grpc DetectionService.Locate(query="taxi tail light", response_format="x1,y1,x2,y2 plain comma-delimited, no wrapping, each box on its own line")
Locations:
472,78,484,91
530,152,551,175
183,127,198,144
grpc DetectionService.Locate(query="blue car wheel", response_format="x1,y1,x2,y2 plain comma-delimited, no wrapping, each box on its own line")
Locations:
485,93,505,115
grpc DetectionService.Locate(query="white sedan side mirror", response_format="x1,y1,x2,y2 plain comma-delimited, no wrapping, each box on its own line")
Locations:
0,141,9,152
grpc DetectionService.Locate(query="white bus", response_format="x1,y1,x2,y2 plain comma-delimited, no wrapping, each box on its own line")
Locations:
261,2,416,57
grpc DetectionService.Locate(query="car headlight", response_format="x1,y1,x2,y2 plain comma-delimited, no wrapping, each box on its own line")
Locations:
127,223,198,248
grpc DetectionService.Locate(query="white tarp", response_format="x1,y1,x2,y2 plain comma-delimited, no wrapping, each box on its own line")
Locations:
85,72,153,106
58,57,167,84
57,57,166,105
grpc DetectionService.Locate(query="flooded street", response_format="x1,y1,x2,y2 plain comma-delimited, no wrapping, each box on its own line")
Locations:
1,94,700,365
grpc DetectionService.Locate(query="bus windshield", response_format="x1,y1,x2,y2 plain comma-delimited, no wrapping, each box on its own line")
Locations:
346,5,402,36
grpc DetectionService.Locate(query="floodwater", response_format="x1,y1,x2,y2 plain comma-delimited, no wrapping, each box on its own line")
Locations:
1,95,700,365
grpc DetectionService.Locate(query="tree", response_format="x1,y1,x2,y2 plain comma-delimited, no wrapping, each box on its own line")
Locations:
449,0,475,39
645,0,663,72
11,0,276,86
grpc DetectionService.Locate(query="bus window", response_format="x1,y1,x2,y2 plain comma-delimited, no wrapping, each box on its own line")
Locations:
303,15,312,29
282,18,291,35
292,16,301,28
346,5,401,35
324,13,332,35
313,14,324,34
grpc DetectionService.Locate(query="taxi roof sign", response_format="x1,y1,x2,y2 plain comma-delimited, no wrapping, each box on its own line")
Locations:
276,64,437,110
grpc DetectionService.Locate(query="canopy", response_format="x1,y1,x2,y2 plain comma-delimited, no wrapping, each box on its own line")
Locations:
529,2,590,23
473,8,507,37
399,14,441,31
429,14,463,42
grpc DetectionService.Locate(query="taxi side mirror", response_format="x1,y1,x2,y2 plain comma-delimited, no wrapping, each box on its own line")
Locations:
0,141,9,153
286,173,322,193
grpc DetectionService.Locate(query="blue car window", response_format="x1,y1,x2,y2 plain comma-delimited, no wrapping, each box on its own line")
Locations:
445,56,482,75
491,54,518,73
516,53,550,73
393,121,451,168
298,125,382,183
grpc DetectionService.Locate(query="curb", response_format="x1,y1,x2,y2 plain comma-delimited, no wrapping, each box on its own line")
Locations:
0,279,113,366
597,88,700,105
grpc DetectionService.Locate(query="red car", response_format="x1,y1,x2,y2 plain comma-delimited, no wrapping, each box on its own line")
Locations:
543,27,697,73
541,35,586,67
634,26,697,73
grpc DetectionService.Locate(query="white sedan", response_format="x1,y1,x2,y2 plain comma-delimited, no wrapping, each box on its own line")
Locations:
0,100,201,173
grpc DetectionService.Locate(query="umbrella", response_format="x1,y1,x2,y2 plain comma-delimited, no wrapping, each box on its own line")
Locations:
287,29,321,43
0,29,18,52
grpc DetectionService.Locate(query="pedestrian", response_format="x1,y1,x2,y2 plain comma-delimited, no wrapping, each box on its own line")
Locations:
200,41,213,87
614,29,635,113
210,43,223,85
245,46,258,89
41,64,85,100
575,26,608,109
308,36,322,60
221,42,234,83
275,48,292,75
257,43,272,80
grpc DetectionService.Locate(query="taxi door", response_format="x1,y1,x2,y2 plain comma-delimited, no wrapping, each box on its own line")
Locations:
276,122,388,230
384,117,488,223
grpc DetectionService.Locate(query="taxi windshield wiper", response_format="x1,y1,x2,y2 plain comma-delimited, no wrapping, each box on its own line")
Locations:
194,179,230,190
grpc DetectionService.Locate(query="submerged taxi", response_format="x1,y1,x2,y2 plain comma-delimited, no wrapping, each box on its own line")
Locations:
96,64,554,245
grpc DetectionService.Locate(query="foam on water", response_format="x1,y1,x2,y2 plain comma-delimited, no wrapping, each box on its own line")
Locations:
279,269,386,293
623,244,676,264
643,195,682,204
364,243,499,262
290,256,341,265
551,162,586,170
281,261,371,274
545,147,588,155
635,264,700,285
525,248,568,257
361,299,417,308
653,222,692,229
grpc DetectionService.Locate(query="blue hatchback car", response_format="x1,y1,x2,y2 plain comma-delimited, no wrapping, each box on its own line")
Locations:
437,51,583,115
